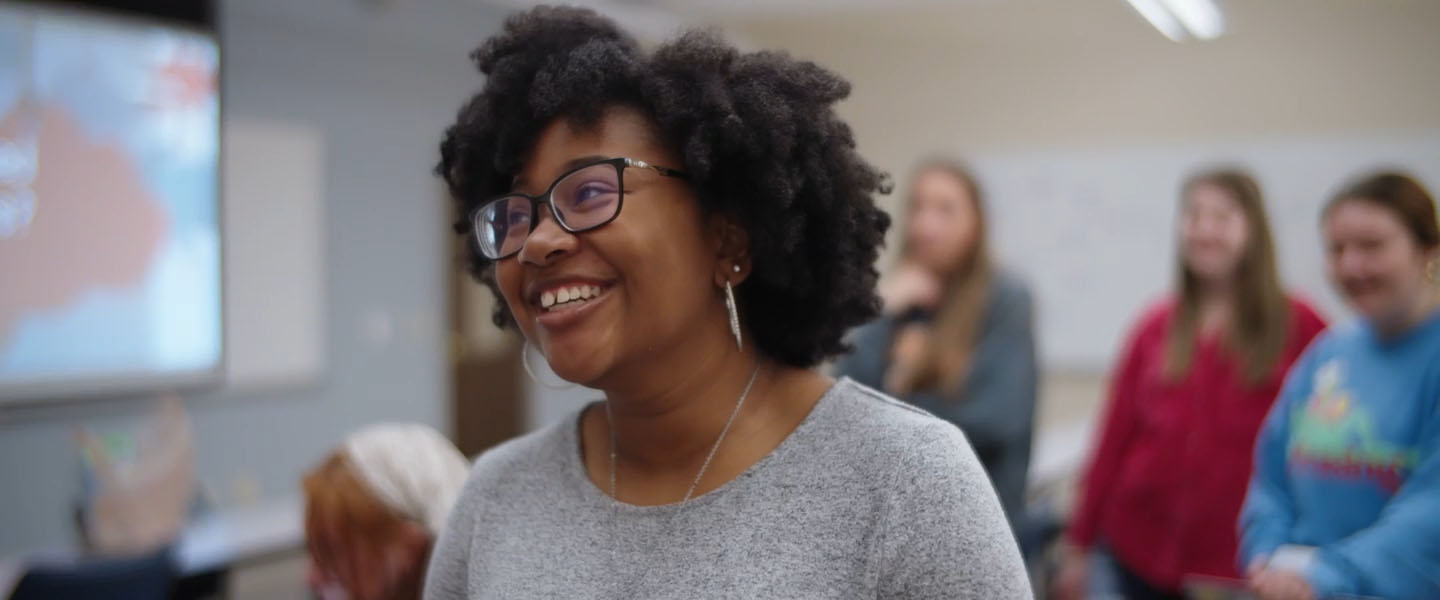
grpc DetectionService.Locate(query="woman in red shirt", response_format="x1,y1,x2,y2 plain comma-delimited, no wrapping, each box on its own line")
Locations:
1055,169,1327,599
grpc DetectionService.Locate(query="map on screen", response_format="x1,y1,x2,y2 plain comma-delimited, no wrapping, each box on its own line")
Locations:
0,5,221,399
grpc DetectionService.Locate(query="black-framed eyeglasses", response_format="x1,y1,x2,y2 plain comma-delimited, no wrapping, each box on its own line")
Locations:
470,156,687,260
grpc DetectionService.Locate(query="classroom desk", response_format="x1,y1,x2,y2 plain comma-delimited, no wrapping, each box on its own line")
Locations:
2,495,304,600
176,495,304,576
173,495,305,598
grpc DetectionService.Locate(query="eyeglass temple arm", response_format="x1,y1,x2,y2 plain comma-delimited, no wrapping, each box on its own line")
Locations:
624,158,687,179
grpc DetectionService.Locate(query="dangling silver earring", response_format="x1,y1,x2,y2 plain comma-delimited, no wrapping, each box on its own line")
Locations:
521,341,574,390
725,265,742,351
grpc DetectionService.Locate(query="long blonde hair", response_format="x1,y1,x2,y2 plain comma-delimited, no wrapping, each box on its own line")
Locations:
1166,169,1291,384
894,160,993,394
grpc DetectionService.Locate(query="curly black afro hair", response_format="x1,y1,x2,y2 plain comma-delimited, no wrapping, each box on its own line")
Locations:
437,5,891,368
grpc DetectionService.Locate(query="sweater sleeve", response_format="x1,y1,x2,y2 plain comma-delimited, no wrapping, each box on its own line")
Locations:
1237,345,1315,569
877,421,1033,599
1305,399,1440,599
1066,312,1151,549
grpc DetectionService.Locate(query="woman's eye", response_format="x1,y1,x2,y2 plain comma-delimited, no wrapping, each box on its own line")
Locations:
573,183,616,206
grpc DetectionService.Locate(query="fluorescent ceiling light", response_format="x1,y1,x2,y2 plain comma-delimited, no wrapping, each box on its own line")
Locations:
1161,0,1225,40
1126,0,1226,42
1126,0,1187,42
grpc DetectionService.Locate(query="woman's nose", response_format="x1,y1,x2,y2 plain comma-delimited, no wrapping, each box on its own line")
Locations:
517,208,578,266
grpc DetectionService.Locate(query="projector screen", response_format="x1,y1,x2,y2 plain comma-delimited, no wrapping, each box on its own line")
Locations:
0,4,222,404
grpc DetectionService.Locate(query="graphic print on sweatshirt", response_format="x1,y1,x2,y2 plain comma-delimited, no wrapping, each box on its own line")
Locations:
1287,359,1419,493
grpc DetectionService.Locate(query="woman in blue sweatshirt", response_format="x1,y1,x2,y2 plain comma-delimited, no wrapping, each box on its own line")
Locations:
1240,172,1440,600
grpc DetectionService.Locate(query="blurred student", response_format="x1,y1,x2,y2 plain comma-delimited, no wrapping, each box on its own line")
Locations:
304,423,470,600
1057,170,1327,599
837,160,1038,525
1241,172,1440,600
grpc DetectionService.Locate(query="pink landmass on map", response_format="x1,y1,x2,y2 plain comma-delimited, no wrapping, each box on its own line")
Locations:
0,103,169,345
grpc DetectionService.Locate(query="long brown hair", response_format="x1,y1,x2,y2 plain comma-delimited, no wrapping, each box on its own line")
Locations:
1165,169,1291,384
895,160,993,394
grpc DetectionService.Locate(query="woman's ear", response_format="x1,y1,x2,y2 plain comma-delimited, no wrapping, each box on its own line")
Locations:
709,214,751,287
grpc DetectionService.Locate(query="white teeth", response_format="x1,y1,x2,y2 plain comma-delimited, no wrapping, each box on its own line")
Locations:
540,284,606,311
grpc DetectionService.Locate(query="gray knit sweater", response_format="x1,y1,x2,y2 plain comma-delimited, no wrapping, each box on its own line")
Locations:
424,378,1031,599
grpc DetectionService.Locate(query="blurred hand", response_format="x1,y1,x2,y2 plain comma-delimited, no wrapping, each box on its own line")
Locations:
1051,547,1088,600
890,324,930,366
884,324,930,394
879,263,943,314
1249,567,1315,600
1247,555,1268,578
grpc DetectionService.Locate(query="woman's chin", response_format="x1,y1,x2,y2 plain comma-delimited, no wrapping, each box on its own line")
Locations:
1343,292,1388,320
541,353,610,387
535,328,618,387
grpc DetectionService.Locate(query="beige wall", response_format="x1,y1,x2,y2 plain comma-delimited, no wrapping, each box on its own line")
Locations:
729,0,1440,213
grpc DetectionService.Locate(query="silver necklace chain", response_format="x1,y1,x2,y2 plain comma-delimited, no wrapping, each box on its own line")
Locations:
604,364,762,504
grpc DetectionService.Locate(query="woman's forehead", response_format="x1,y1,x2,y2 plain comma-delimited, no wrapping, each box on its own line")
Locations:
1328,200,1407,231
513,107,671,191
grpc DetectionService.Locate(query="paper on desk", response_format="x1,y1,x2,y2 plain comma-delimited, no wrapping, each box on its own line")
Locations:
78,395,195,555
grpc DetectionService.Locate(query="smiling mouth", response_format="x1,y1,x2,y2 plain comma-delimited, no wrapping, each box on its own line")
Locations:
538,283,609,313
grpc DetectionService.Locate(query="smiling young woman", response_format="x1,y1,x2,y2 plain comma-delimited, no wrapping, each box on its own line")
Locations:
422,6,1030,599
836,160,1039,531
1240,172,1440,600
1057,170,1327,600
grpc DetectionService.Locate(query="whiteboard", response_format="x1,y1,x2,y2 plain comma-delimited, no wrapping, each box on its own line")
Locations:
221,118,326,390
970,131,1440,372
